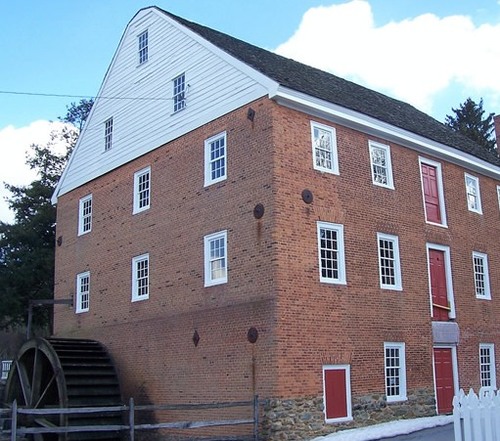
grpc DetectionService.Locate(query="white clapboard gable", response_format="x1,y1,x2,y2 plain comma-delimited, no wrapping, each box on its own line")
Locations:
53,7,278,202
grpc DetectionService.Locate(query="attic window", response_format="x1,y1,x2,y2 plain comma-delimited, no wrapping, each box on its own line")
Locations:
138,30,148,65
173,73,186,113
104,117,113,151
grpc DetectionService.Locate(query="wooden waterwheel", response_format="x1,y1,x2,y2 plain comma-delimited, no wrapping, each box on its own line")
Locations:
4,337,123,440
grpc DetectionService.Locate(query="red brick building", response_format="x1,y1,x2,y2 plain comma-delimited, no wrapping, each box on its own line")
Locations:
51,7,500,439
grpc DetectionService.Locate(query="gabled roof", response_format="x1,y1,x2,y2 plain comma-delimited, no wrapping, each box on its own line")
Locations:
159,7,500,167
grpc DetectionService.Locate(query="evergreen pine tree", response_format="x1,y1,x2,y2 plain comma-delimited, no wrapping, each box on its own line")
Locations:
445,98,497,156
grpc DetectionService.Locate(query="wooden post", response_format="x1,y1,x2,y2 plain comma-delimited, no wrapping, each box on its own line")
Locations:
26,298,73,339
26,304,33,340
10,400,17,441
253,395,259,441
129,397,135,441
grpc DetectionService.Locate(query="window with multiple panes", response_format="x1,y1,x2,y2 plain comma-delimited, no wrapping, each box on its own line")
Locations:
132,253,150,301
78,195,92,236
204,231,227,287
317,222,346,284
173,73,186,112
76,272,90,313
369,141,394,189
473,251,491,300
420,158,446,226
311,122,339,174
1,360,12,380
104,117,113,151
479,344,496,390
133,167,151,214
138,30,148,64
323,365,352,423
204,132,227,186
465,173,482,214
377,233,402,290
384,343,407,402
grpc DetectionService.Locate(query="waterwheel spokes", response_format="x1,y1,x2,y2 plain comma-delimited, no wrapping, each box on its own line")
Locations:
35,417,58,428
30,346,44,407
33,372,57,409
15,358,34,406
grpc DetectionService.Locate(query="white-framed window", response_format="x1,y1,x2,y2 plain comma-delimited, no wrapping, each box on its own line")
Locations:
173,73,186,113
78,194,92,236
497,185,500,211
1,360,12,380
473,251,491,300
479,344,496,390
384,342,407,402
311,121,339,175
104,117,113,151
377,233,402,290
369,141,394,189
132,253,150,302
76,271,90,313
133,167,151,214
204,231,227,287
323,365,352,423
138,30,148,65
317,222,346,285
204,132,227,187
465,173,482,214
419,157,447,227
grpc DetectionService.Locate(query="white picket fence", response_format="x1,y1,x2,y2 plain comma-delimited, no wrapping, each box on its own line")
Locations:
453,388,500,441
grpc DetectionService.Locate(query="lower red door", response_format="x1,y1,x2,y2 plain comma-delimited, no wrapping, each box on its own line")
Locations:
434,348,454,414
324,368,347,420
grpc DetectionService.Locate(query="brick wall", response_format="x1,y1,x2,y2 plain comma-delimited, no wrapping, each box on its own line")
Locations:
54,97,500,437
54,97,280,403
268,103,499,400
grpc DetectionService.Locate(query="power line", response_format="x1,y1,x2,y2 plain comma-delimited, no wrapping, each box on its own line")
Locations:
0,90,93,99
0,90,171,101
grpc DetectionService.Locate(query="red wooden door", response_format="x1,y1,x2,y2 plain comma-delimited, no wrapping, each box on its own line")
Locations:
434,348,454,414
324,368,347,420
429,249,449,320
421,163,441,223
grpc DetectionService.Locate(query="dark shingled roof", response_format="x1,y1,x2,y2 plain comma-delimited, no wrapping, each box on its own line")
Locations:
159,8,500,167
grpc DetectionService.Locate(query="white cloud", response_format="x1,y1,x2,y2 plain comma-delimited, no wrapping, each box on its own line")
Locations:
274,0,500,114
0,120,69,224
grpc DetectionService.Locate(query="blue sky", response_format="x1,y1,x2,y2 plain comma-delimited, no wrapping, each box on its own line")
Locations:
1,0,500,221
1,0,499,127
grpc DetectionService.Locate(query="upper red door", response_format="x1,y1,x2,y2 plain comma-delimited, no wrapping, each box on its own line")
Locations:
429,249,449,321
434,348,454,414
421,163,442,224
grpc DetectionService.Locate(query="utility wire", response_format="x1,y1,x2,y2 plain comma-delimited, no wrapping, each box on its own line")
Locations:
0,90,171,101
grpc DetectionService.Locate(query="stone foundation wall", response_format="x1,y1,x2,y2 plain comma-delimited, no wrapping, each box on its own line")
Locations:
261,389,436,440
